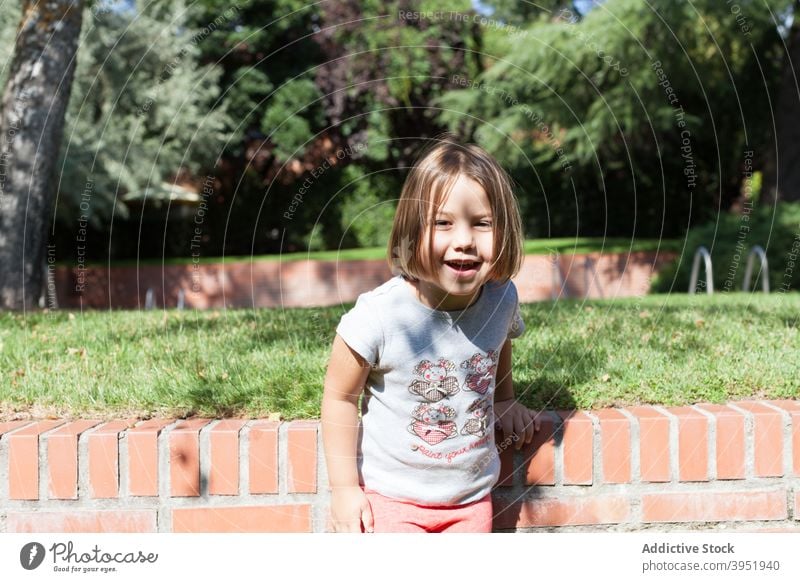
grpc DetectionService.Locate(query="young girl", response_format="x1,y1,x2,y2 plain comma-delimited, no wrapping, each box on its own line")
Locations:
321,136,540,533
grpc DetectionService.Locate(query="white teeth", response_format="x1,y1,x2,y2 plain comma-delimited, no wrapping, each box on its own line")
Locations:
447,261,479,269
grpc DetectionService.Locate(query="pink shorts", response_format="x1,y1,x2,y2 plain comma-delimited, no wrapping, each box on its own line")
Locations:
363,488,493,533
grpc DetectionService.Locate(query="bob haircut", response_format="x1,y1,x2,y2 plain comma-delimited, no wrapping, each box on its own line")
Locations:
387,135,524,283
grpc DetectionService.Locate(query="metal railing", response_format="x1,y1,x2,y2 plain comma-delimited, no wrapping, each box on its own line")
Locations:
145,287,187,309
742,245,769,292
688,246,714,294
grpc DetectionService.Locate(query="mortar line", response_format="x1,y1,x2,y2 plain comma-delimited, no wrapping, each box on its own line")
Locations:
760,400,792,477
158,420,181,532
728,403,755,480
654,405,678,483
78,423,102,501
199,420,219,499
692,405,717,481
583,411,602,488
39,422,69,502
241,420,252,498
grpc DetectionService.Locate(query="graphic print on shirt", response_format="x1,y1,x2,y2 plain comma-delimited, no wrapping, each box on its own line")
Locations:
408,358,460,402
408,402,458,445
460,350,498,395
461,396,493,438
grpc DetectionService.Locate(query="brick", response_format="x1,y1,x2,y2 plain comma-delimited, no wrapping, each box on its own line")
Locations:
57,252,670,309
249,421,279,494
696,404,745,480
497,430,515,487
87,420,133,498
0,420,32,436
287,421,317,494
595,409,631,483
128,419,173,496
493,495,631,529
209,419,245,495
627,406,670,482
733,401,783,477
642,489,787,523
522,414,556,485
172,505,311,532
558,411,593,485
170,419,211,497
669,407,708,482
7,510,156,533
769,400,800,476
8,420,65,500
47,420,101,499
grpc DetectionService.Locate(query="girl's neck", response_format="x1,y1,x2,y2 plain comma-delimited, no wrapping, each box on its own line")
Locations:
404,278,483,311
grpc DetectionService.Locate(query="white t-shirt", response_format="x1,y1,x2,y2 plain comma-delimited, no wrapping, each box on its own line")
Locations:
335,275,526,505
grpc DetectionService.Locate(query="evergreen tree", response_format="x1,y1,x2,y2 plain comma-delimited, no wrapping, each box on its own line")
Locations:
185,0,482,254
762,0,800,203
54,0,234,261
438,0,791,237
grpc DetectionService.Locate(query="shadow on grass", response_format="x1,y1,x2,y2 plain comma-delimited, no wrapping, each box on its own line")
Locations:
515,337,606,409
155,306,342,348
186,381,259,417
498,337,602,530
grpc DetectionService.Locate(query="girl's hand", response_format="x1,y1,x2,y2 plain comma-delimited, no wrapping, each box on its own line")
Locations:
330,486,374,533
494,399,541,450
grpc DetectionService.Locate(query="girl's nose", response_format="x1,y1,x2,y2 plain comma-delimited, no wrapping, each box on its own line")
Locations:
453,224,474,249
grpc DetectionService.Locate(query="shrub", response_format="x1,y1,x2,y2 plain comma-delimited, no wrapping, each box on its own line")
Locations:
653,202,800,294
338,166,398,248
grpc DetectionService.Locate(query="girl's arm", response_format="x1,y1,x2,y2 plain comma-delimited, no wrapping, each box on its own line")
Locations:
494,339,540,449
321,334,374,532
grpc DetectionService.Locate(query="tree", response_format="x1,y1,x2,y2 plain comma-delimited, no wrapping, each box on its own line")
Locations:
762,0,800,203
438,0,790,237
184,0,483,254
0,0,237,269
54,0,234,260
485,0,579,25
0,0,86,310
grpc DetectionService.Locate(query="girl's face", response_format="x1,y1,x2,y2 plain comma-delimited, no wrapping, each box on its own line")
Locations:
413,175,495,310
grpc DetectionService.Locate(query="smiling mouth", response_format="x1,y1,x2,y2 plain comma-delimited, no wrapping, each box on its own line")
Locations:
445,260,481,272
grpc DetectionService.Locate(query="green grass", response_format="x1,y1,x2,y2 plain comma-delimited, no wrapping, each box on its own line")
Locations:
522,237,679,255
75,237,681,267
1,292,797,420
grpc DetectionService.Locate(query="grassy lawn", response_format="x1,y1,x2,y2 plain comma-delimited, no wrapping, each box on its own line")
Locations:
1,292,797,420
78,237,681,267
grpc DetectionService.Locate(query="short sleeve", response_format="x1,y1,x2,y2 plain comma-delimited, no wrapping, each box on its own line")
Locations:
506,283,526,340
336,294,383,365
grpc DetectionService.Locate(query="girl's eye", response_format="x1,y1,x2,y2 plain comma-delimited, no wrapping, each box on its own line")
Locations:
477,221,493,228
434,220,450,227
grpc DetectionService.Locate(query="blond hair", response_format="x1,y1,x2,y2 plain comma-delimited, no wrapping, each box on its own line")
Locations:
387,135,524,283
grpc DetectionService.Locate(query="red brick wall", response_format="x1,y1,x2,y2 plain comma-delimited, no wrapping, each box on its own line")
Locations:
2,400,799,533
53,251,676,309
